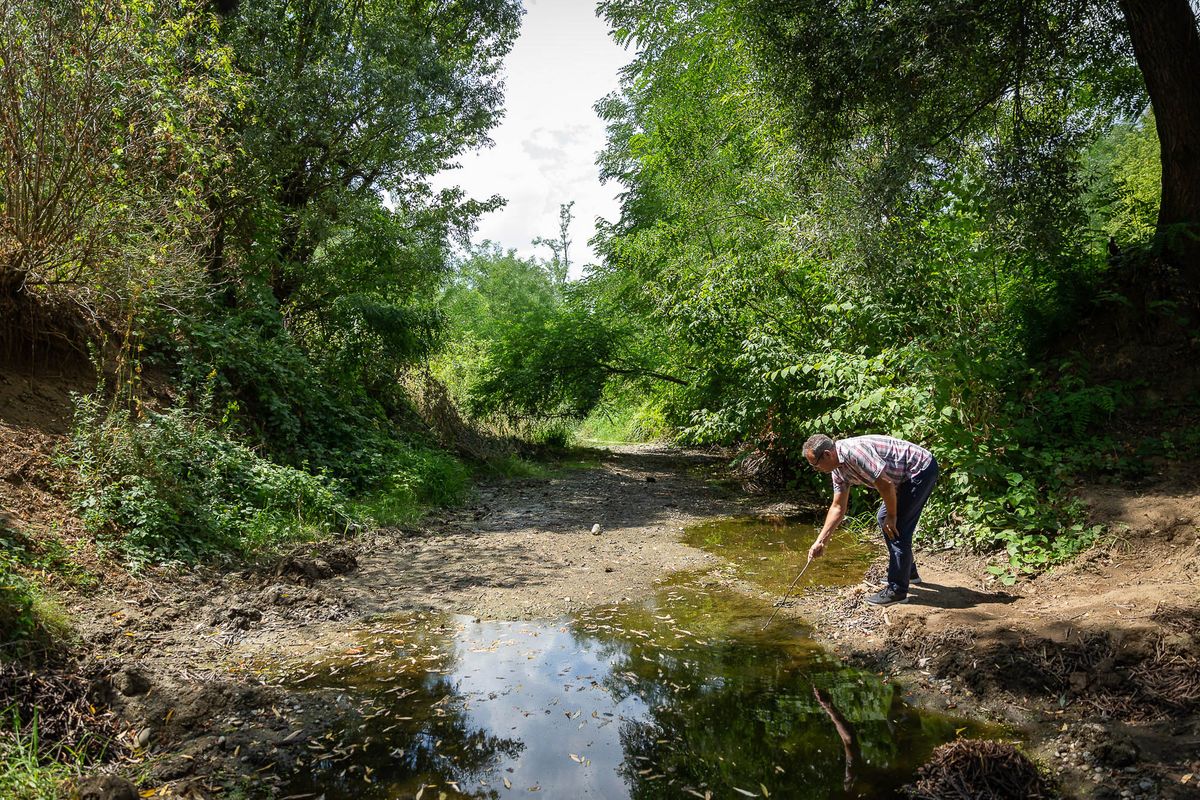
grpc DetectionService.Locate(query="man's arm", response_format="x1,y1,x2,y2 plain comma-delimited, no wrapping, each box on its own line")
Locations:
808,490,849,559
874,476,898,540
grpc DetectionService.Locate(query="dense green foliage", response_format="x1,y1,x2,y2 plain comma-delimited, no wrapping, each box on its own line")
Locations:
434,241,648,437
1,0,520,576
65,395,347,565
452,0,1198,577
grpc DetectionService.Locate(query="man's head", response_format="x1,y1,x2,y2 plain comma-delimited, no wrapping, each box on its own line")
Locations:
803,433,837,473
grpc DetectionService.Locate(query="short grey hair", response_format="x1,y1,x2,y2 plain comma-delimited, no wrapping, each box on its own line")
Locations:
803,433,835,460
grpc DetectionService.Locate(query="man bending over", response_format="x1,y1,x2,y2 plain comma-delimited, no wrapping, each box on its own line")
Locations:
804,433,939,606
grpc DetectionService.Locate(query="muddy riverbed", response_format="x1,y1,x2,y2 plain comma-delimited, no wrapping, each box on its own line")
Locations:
63,445,1200,798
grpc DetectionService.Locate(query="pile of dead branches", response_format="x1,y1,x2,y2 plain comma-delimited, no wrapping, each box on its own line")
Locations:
1128,628,1200,710
733,446,794,494
906,739,1056,800
0,659,126,762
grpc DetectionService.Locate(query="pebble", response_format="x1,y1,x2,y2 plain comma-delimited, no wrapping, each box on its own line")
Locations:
137,727,152,747
591,524,602,535
1138,779,1153,790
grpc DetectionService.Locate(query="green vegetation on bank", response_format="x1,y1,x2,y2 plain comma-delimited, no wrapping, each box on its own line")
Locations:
0,0,522,610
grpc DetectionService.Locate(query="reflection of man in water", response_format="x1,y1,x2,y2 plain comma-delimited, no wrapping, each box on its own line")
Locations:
814,686,860,793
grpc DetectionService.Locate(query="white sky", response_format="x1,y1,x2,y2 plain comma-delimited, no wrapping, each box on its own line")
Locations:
435,0,632,277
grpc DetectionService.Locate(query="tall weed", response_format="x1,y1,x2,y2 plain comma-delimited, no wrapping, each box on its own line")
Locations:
0,710,87,800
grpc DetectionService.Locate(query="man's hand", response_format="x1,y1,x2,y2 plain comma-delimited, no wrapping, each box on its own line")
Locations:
882,514,899,541
808,538,826,560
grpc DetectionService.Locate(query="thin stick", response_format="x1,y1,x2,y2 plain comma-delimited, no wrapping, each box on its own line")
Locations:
763,556,813,630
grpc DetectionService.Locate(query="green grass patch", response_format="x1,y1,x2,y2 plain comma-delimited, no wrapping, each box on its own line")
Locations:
474,454,550,480
347,443,470,527
0,711,87,800
577,402,670,444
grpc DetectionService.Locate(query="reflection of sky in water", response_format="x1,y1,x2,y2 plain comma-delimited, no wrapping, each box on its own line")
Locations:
448,620,649,796
280,577,996,799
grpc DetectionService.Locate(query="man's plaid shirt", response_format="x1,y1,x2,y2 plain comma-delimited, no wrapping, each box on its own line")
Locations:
831,435,934,495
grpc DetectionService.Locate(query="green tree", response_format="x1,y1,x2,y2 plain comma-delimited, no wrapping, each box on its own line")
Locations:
0,0,233,311
749,0,1200,294
213,0,522,311
1084,111,1161,246
533,201,576,284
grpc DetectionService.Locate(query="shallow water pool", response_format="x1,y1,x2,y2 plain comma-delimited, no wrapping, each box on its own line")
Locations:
274,570,990,799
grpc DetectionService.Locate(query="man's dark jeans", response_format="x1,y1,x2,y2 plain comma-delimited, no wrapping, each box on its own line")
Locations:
875,458,939,596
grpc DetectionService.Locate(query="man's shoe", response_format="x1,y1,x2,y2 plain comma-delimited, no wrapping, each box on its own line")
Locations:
910,565,922,585
866,587,908,606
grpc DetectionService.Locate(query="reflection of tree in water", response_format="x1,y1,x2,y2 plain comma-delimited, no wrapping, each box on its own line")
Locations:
286,617,524,800
574,588,959,799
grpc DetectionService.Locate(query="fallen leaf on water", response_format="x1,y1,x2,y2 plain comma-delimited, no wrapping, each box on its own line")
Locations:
760,783,770,797
503,777,512,789
415,784,426,800
732,788,758,798
569,753,582,762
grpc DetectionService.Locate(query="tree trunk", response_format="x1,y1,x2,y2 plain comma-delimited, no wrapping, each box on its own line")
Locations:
1120,0,1200,293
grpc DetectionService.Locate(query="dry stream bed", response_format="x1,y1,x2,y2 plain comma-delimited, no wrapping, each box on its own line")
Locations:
66,445,1200,799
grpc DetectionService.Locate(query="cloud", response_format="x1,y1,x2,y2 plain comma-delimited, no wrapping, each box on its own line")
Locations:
430,2,631,273
521,124,592,182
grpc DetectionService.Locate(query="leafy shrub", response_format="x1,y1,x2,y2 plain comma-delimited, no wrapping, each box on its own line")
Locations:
64,394,347,565
0,551,35,645
168,305,398,487
350,443,469,527
468,305,616,422
685,328,1125,577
